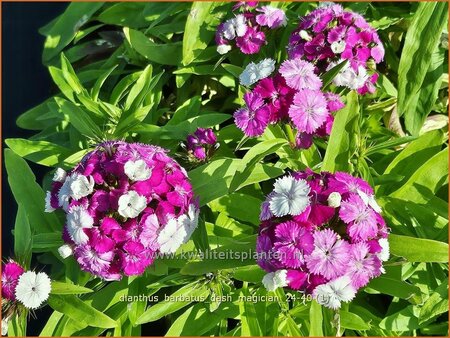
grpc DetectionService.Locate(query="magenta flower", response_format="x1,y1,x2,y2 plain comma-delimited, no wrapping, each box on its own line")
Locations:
339,194,378,241
234,92,270,136
328,171,374,195
346,242,382,288
1,261,25,300
306,228,350,280
236,26,266,54
289,89,329,133
185,128,217,161
120,241,154,276
274,221,314,268
253,74,294,122
279,59,322,90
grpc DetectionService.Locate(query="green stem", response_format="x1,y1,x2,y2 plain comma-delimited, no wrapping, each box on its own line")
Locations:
284,123,296,146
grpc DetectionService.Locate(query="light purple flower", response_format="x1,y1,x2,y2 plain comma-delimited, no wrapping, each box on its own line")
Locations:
339,194,378,241
256,6,287,29
288,89,329,133
279,59,322,90
306,228,350,280
346,242,382,288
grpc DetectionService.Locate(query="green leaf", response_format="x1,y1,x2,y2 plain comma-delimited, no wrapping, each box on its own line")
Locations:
123,27,182,65
389,234,448,262
42,2,104,63
379,305,420,331
48,295,118,328
339,311,370,330
5,139,72,167
14,207,32,267
5,149,60,233
32,233,62,251
55,97,104,140
229,138,288,192
208,193,261,225
221,64,244,78
16,98,61,130
239,288,263,336
322,91,359,172
50,281,93,295
182,2,222,66
180,235,257,275
389,148,448,204
97,3,147,28
91,64,118,101
365,277,421,300
419,283,448,325
136,283,209,324
396,2,448,134
309,300,324,336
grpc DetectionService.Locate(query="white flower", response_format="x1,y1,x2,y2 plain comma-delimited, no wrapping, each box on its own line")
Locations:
66,206,94,244
313,276,356,310
15,271,51,310
58,244,73,259
269,176,310,217
2,318,8,336
178,204,200,244
53,168,67,182
239,58,276,86
217,44,232,55
70,173,95,200
58,176,74,211
262,270,288,292
331,41,346,54
157,218,187,254
45,191,55,213
118,191,147,219
378,238,390,262
124,159,152,181
331,61,368,90
357,190,382,213
327,192,342,208
223,15,247,40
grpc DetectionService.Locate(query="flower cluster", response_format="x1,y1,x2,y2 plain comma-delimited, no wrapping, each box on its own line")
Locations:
287,3,384,94
45,141,199,280
257,170,389,309
1,260,51,312
235,58,344,149
184,128,218,162
215,3,286,55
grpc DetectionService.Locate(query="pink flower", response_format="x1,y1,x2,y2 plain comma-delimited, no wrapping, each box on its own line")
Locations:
324,92,345,112
306,228,350,280
274,221,314,268
286,270,308,290
236,26,266,54
234,92,270,136
328,171,374,195
279,59,322,90
1,261,24,300
256,6,287,29
346,242,382,288
288,89,329,133
339,194,378,241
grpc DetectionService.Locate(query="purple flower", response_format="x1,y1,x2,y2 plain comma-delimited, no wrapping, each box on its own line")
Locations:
339,194,378,241
274,221,314,268
324,92,345,112
279,59,322,90
186,128,217,161
328,171,374,195
306,228,350,280
234,92,270,136
1,261,24,300
236,26,266,54
75,244,114,276
346,242,382,288
288,89,329,133
256,6,287,29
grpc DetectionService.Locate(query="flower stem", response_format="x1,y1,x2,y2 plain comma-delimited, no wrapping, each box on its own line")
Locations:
284,123,296,146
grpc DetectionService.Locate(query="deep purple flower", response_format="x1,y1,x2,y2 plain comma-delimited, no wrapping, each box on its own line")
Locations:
236,26,266,54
